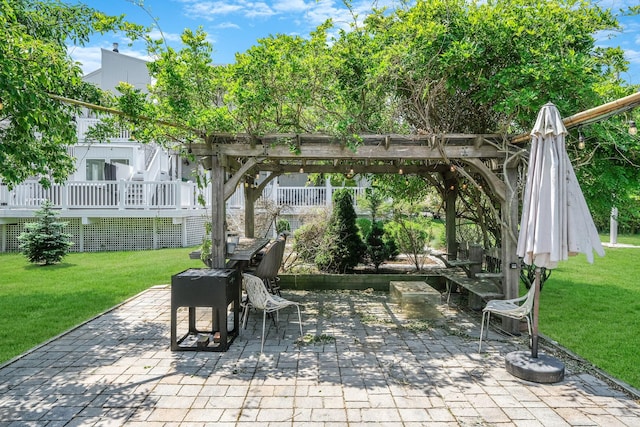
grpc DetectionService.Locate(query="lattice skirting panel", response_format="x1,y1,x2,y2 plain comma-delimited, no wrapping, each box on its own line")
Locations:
1,216,207,252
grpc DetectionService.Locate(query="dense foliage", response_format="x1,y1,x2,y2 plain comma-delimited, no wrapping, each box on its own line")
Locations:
3,0,639,234
0,0,143,188
118,1,633,137
575,120,640,233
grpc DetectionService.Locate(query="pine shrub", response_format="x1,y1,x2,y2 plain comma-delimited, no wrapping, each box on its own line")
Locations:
365,221,389,271
315,189,365,273
18,200,74,265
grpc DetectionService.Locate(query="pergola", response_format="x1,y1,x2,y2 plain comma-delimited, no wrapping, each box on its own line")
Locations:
186,91,640,334
191,133,517,247
52,90,640,334
190,132,520,312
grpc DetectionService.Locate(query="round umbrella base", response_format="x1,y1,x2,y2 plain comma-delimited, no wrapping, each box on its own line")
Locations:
505,351,565,383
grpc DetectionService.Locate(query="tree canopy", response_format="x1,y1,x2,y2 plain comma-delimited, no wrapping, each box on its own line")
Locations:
2,0,639,232
0,0,143,188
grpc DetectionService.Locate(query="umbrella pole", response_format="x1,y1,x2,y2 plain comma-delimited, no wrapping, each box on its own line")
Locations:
531,267,541,358
506,265,563,382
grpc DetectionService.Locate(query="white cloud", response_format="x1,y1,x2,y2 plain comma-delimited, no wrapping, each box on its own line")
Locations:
301,0,397,32
242,1,276,18
148,29,184,43
215,22,241,29
67,46,102,75
183,1,244,21
626,48,640,65
305,0,348,28
180,0,345,24
272,0,310,13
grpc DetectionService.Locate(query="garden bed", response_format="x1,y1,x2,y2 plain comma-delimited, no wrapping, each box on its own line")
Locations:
280,254,445,291
279,272,444,292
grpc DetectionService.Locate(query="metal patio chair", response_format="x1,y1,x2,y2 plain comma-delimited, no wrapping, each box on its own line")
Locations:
251,237,286,295
478,283,536,353
242,273,302,353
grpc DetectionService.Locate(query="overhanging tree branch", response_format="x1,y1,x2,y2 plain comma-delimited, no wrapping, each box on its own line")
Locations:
47,93,206,139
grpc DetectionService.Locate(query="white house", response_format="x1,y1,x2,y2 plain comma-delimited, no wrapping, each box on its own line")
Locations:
0,48,209,253
0,48,367,253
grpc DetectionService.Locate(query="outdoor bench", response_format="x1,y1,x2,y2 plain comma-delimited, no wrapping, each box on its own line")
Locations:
435,244,504,310
475,247,503,281
433,241,483,277
439,269,504,310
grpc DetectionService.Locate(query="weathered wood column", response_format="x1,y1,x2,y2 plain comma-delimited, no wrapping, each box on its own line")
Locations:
243,173,278,239
210,154,226,268
501,164,521,333
444,172,458,259
244,184,257,238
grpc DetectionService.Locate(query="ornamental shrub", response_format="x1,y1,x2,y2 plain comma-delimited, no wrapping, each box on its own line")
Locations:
315,189,365,273
365,221,389,271
18,200,73,265
384,215,433,271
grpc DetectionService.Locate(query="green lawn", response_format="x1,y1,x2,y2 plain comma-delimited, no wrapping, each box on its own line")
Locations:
540,235,640,390
1,240,639,391
0,248,202,364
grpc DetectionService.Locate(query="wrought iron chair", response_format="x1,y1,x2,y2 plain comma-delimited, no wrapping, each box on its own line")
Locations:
478,283,536,353
242,273,302,352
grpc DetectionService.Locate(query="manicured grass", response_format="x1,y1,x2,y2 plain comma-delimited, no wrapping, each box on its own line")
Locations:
0,248,202,364
540,235,640,390
1,238,639,392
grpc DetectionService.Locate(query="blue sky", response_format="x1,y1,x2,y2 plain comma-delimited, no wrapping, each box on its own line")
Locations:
67,0,639,85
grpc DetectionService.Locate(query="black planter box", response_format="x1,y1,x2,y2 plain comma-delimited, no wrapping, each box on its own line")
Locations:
170,268,240,351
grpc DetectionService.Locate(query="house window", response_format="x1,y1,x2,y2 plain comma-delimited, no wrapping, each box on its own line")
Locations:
86,159,105,180
86,159,130,181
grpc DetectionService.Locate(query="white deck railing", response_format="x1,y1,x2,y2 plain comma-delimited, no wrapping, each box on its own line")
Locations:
0,181,201,210
0,180,366,212
228,182,366,211
76,118,132,141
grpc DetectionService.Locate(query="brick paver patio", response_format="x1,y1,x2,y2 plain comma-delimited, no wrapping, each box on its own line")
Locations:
0,285,639,426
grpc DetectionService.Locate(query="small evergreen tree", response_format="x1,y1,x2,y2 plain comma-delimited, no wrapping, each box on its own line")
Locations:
366,221,389,271
360,188,396,271
18,201,73,265
315,189,365,273
356,217,372,240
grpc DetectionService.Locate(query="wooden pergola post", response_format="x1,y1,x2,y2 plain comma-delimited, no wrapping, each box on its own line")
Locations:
444,172,458,259
501,164,521,333
244,184,257,238
210,155,226,268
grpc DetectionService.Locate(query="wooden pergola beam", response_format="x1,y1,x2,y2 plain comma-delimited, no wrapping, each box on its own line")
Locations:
206,133,504,146
256,163,448,175
511,91,640,144
190,140,507,161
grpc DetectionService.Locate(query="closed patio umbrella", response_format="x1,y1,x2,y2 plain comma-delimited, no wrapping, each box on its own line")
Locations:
511,102,605,382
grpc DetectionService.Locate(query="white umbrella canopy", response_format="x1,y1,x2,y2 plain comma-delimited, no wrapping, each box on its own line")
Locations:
516,102,604,358
517,103,604,268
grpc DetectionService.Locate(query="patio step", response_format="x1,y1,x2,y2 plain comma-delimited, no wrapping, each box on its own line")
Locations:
389,281,444,320
389,281,442,305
